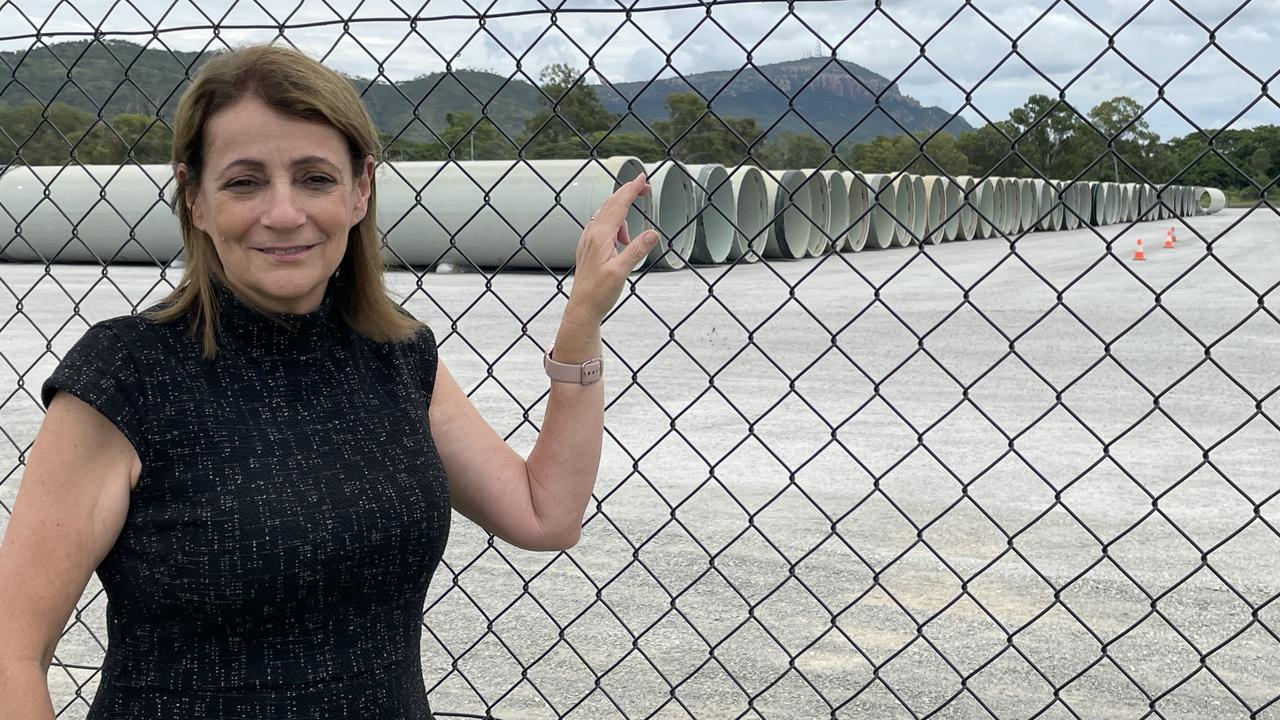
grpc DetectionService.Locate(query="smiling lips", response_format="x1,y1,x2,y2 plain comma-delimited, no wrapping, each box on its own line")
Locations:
256,243,318,256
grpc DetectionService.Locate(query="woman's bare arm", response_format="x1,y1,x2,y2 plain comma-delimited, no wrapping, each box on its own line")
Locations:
0,392,139,716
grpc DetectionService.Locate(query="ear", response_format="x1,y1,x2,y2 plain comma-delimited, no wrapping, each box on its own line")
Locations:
352,154,373,225
176,163,207,233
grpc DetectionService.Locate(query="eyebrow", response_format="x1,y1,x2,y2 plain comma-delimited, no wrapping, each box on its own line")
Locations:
218,156,342,178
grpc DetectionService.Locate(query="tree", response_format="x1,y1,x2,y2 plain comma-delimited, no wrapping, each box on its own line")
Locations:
381,132,446,162
92,113,173,163
520,64,617,158
910,132,970,176
957,122,1017,177
650,92,765,166
845,134,914,173
0,102,100,164
1087,96,1160,183
757,130,830,170
1006,94,1088,179
440,111,514,160
1249,147,1272,183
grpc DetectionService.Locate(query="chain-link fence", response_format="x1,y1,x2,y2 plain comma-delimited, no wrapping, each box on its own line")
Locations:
2,0,1278,717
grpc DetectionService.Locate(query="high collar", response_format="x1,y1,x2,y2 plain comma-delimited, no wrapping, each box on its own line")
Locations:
212,279,344,357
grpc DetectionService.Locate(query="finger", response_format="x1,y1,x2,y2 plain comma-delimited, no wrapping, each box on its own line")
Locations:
594,174,650,229
617,228,659,268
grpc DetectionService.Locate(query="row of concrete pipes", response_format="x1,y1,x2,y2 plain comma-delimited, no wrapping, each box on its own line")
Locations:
0,159,1228,269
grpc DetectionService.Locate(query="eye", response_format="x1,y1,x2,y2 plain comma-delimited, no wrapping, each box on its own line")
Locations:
225,177,259,190
304,175,336,187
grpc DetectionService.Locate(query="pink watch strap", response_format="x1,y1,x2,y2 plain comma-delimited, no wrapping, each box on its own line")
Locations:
544,345,603,385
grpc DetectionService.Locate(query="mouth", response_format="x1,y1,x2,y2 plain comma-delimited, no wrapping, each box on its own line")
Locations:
254,242,320,257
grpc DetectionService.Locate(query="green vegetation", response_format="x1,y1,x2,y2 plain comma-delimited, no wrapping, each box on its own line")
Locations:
3,61,1275,206
836,94,1279,200
0,104,174,165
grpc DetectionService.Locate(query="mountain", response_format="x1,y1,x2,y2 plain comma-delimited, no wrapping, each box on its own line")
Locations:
597,57,970,144
0,40,968,148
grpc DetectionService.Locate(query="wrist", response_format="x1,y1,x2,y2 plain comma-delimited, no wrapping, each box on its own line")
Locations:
562,301,601,331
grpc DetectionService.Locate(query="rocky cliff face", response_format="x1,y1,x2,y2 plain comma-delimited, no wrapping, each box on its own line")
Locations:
600,57,970,145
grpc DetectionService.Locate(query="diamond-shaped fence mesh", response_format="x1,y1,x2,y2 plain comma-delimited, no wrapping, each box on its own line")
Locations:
1,0,1278,718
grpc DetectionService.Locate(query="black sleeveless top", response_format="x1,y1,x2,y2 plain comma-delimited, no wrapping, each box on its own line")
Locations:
41,280,450,719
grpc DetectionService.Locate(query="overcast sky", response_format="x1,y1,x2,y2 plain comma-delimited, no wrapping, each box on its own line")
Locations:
3,0,1277,139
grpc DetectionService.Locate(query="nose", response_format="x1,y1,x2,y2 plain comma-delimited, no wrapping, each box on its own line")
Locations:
260,183,306,230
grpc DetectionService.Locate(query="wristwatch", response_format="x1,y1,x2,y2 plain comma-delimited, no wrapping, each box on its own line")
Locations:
544,345,603,385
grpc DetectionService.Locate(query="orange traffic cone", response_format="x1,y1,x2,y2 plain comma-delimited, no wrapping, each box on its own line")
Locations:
1164,228,1176,249
1133,238,1146,261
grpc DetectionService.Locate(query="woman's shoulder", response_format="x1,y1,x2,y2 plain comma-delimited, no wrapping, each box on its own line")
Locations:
97,302,188,343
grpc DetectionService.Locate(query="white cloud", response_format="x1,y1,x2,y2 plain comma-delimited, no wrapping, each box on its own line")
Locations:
2,0,1275,138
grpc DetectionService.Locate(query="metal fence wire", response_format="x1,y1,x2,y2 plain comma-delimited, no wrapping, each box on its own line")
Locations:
2,0,1279,718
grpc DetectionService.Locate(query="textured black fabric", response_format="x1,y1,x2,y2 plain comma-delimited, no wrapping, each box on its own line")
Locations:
41,280,449,719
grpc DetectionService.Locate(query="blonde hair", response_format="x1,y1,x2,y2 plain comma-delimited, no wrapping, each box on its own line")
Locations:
150,43,420,357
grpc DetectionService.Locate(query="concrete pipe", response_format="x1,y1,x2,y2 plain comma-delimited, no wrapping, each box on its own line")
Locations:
1095,180,1116,222
1059,182,1079,230
1001,177,1020,234
906,174,926,244
1102,182,1121,225
1105,182,1121,225
1195,186,1214,216
993,178,1013,234
379,158,656,270
1057,182,1072,230
1081,183,1095,228
1092,182,1107,226
989,178,1008,237
1017,178,1036,234
940,178,963,241
1183,186,1196,218
818,170,850,253
883,174,916,247
1204,187,1227,214
920,175,946,244
796,170,830,257
1087,182,1104,225
633,161,696,269
0,163,182,263
1034,179,1055,231
685,164,735,265
1146,183,1167,220
843,171,871,252
989,177,1005,233
1158,186,1175,220
1192,186,1208,216
974,177,998,239
1003,177,1020,234
862,173,902,249
955,176,979,241
0,160,659,269
725,165,769,262
1047,181,1064,231
760,169,814,259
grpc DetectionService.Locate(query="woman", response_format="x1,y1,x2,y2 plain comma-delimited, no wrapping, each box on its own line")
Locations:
0,44,658,718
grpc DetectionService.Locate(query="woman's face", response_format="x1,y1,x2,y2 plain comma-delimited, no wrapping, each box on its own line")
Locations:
181,94,372,315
